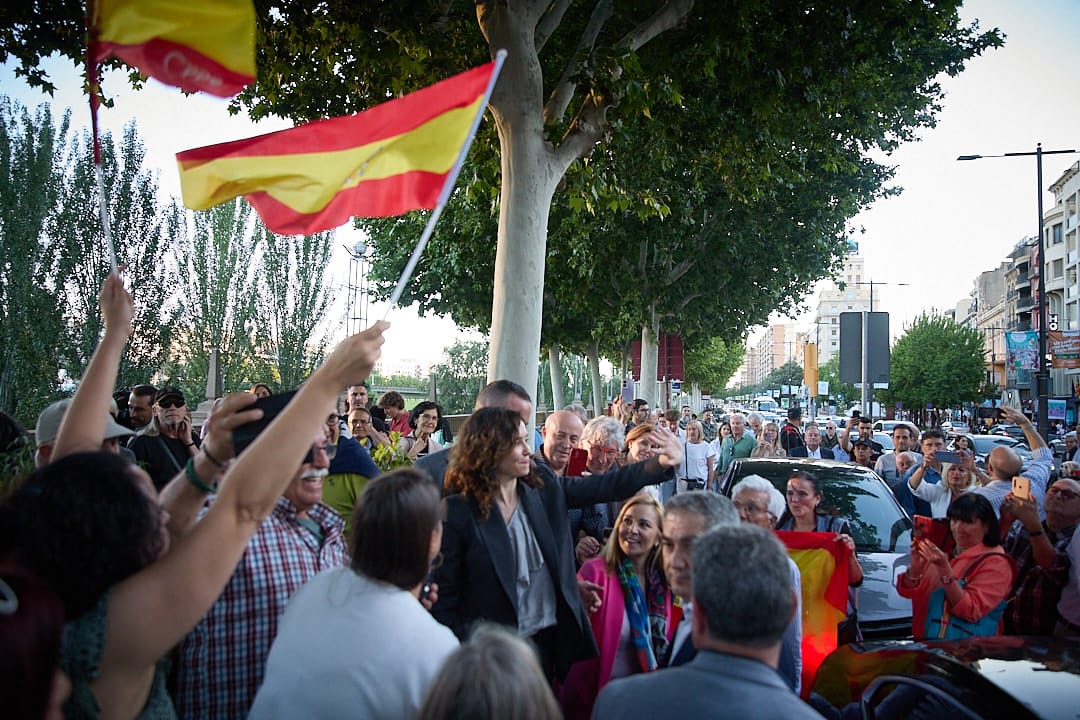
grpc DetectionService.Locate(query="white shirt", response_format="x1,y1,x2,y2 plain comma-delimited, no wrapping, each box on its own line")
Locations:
249,568,458,720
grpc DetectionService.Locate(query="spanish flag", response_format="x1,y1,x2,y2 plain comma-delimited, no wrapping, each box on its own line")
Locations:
175,60,499,235
89,0,256,97
777,531,851,696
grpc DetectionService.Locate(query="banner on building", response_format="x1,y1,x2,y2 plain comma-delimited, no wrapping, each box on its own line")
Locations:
1048,331,1080,369
1005,331,1038,371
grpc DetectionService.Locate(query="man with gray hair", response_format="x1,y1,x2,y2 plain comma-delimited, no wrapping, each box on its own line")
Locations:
731,475,803,692
658,492,739,667
595,526,819,719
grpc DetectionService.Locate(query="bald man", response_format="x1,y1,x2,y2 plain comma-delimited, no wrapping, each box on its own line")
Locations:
538,410,584,476
970,407,1053,520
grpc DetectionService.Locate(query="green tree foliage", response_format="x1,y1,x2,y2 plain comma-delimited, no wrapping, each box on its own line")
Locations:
819,355,857,407
0,98,67,421
766,361,806,391
167,200,263,402
432,340,488,415
881,313,985,410
257,228,334,388
684,337,745,395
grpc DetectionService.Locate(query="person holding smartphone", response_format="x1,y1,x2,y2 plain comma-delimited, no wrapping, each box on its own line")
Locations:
908,459,978,518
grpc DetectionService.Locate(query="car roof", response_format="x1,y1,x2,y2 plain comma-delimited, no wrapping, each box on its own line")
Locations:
812,637,1080,719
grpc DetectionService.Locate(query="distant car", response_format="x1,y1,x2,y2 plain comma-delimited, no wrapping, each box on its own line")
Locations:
717,457,913,639
961,434,1033,470
810,637,1080,719
872,420,906,434
873,432,895,454
989,423,1027,441
940,421,970,438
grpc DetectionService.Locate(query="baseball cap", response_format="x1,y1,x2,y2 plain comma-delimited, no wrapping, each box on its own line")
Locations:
34,399,135,447
852,437,874,449
154,386,186,406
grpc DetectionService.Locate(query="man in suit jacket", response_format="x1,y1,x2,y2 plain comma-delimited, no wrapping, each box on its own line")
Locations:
788,423,834,459
594,525,820,720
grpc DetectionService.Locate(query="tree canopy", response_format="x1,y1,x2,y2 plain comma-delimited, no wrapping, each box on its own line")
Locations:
880,313,985,411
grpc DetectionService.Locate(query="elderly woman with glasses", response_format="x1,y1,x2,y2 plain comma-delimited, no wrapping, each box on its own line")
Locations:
571,417,626,565
775,470,864,643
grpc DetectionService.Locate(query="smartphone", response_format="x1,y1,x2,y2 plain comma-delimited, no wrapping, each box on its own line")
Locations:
913,514,934,540
934,450,962,465
1012,476,1031,501
620,380,634,404
566,447,589,476
232,390,298,458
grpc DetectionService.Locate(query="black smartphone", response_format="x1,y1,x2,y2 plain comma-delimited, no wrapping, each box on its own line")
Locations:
232,390,298,458
934,450,962,465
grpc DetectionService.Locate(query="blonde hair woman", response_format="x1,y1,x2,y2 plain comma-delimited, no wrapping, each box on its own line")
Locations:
908,460,977,518
751,421,787,458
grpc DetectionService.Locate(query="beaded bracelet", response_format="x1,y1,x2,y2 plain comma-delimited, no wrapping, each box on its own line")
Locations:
202,446,225,468
185,457,217,493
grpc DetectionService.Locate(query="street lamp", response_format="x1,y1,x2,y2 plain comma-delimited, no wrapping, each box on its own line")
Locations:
958,144,1079,438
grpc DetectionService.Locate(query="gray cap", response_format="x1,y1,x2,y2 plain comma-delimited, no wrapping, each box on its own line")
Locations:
34,399,134,447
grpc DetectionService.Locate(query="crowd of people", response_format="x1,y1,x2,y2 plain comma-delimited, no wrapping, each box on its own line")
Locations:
1,273,1079,719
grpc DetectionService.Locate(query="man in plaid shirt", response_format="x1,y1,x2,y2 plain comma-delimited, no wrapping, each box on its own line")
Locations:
1002,477,1080,635
174,427,350,719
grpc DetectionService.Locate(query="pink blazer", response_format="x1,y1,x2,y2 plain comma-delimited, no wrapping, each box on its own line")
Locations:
558,557,674,720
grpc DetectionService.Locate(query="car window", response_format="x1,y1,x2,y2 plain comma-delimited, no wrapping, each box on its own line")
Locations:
726,462,912,554
863,677,983,720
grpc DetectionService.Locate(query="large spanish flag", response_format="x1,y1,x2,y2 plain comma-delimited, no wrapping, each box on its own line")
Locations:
777,531,851,696
89,0,256,97
176,60,498,235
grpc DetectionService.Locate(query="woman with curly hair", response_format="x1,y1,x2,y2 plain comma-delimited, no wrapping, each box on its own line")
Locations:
0,273,387,719
559,495,672,719
434,407,683,684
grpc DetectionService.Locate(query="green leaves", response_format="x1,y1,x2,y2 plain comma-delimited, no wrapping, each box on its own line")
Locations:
881,313,985,410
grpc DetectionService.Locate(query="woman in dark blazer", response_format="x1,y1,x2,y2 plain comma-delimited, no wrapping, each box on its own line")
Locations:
433,407,681,682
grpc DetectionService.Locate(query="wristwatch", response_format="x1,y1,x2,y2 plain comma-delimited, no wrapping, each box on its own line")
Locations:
941,574,955,585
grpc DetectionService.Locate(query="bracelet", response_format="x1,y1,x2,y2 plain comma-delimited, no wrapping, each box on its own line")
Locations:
185,457,218,493
906,573,922,584
201,446,225,468
1029,529,1045,538
184,442,196,448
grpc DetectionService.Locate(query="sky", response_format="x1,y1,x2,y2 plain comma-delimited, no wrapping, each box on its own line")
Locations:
2,0,1078,373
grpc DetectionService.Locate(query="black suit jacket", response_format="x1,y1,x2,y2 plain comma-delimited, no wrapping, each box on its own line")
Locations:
433,457,673,679
788,446,834,459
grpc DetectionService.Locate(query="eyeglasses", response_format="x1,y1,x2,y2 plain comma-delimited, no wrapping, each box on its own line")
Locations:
303,443,337,463
590,443,619,458
353,418,372,425
1047,487,1080,501
733,501,769,516
158,399,185,409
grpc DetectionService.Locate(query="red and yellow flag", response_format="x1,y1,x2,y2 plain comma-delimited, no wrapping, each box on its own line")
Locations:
89,0,256,97
777,531,851,696
176,61,498,235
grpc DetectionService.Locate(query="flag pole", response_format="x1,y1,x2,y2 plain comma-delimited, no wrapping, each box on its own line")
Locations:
86,0,118,275
383,50,507,319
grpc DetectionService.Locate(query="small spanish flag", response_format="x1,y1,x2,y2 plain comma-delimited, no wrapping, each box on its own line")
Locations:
89,0,256,97
176,60,498,235
777,531,851,696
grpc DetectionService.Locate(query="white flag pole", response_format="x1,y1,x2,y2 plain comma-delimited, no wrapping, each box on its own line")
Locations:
383,49,507,319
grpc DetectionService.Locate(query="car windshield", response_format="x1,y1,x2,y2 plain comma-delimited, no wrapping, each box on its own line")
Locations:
969,435,1031,456
874,433,895,451
723,460,912,554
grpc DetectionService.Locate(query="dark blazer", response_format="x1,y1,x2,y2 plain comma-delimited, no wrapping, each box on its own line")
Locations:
433,457,673,679
788,446,834,459
594,651,819,719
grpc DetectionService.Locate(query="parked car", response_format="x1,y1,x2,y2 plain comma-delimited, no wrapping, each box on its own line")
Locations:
940,421,970,439
873,432,895,454
716,457,913,639
962,434,1033,470
810,636,1080,719
989,423,1027,441
872,420,906,434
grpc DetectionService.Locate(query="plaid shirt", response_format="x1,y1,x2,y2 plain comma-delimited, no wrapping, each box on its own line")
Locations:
1003,521,1076,635
174,498,348,719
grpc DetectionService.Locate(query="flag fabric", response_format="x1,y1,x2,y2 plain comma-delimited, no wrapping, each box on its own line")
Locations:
777,531,851,696
89,0,256,97
175,61,498,236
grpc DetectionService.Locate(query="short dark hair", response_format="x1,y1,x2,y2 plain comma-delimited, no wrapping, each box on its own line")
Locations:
692,525,794,647
0,564,65,720
377,391,405,411
409,401,443,429
350,468,441,590
858,416,873,425
946,494,1001,546
475,380,531,410
0,452,164,619
920,428,946,444
632,399,649,411
130,384,157,400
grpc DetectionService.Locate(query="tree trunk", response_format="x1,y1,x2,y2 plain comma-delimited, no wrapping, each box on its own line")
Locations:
548,344,565,410
640,307,660,408
587,339,604,417
482,13,557,434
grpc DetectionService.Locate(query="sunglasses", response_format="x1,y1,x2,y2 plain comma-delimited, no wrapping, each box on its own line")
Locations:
303,443,338,464
158,398,185,409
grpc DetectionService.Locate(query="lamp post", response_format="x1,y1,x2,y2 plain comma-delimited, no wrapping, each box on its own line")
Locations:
958,145,1079,439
